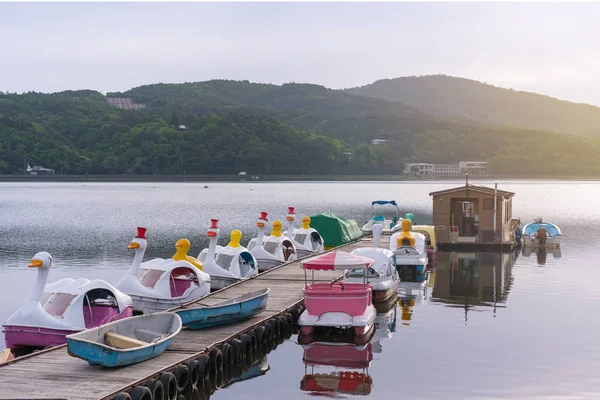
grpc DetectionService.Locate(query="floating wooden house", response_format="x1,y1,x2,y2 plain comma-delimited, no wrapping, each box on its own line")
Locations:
429,181,519,250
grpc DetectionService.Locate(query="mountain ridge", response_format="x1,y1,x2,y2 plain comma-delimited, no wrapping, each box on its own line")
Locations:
345,74,600,136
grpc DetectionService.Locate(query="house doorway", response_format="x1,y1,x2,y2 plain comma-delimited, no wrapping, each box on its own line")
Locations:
451,199,479,237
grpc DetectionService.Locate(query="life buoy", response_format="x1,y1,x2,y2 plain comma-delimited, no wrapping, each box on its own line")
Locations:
129,386,152,400
160,371,177,400
145,379,164,400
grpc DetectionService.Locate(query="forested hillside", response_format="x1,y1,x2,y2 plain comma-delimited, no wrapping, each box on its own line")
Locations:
346,75,600,137
1,79,600,177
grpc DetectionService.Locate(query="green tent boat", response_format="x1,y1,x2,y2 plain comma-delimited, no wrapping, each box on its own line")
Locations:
309,210,363,249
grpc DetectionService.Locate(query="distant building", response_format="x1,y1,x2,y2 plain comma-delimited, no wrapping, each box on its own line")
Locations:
371,139,387,145
178,125,187,131
404,163,434,176
106,97,146,110
404,161,487,177
27,164,55,175
459,161,488,176
238,171,247,176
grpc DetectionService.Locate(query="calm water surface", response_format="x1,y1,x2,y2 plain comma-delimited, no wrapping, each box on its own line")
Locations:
1,181,599,399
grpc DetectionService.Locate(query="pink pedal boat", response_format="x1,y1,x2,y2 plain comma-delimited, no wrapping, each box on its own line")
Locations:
3,252,133,350
297,250,376,337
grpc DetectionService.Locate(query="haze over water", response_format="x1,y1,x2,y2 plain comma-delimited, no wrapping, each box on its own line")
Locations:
1,180,598,399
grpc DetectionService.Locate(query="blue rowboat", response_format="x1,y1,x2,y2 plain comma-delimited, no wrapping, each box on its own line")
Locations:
66,312,181,367
176,288,270,329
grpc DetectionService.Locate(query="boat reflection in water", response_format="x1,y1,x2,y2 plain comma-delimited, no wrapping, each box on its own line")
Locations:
372,304,397,354
396,277,431,326
521,246,561,266
224,356,269,387
299,337,374,396
298,298,396,396
431,252,516,320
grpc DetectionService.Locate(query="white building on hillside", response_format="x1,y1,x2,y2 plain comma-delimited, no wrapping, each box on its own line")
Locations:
404,161,487,176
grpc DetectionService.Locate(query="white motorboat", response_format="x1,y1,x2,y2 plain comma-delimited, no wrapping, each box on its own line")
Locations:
522,218,562,248
361,200,402,236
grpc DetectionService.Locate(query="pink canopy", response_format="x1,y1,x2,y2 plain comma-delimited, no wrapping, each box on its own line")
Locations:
301,250,373,271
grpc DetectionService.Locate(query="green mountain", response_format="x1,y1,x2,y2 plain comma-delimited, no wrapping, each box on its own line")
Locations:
346,74,600,137
1,79,600,177
113,80,429,144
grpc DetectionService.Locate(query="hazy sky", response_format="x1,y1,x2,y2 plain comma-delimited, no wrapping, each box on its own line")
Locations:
1,2,600,105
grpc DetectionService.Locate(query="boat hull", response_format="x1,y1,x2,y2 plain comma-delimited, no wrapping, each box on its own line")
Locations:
66,312,181,368
256,258,284,272
296,249,315,259
372,284,399,304
176,289,269,329
298,305,376,337
523,236,561,248
210,276,243,291
130,286,210,314
67,336,175,367
3,325,79,349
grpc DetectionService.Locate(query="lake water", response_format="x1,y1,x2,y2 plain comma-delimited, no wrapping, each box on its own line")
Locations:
1,180,599,399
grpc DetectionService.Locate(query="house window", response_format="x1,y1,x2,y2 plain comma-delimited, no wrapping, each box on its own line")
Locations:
483,198,494,210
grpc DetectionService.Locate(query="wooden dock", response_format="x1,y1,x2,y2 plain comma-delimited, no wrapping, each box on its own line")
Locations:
0,239,370,400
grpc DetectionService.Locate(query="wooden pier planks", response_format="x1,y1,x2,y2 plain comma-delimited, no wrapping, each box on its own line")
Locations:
0,239,370,400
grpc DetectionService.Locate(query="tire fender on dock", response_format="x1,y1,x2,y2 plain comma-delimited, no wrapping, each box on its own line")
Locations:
238,333,253,364
113,393,131,400
145,378,165,400
173,364,189,393
195,354,210,382
190,386,202,400
208,348,223,384
186,359,201,388
220,343,233,382
129,386,152,400
160,371,178,400
229,338,244,364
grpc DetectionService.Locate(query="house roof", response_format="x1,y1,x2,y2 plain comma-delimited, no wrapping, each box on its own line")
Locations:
429,184,515,199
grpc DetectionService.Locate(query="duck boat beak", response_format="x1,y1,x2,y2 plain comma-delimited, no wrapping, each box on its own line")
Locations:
28,259,44,268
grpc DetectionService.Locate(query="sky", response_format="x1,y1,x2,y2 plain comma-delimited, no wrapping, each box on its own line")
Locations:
1,2,600,106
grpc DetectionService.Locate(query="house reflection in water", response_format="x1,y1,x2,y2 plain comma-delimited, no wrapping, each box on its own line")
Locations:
431,251,515,320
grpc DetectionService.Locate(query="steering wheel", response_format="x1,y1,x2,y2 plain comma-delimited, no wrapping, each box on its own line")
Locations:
330,280,345,291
